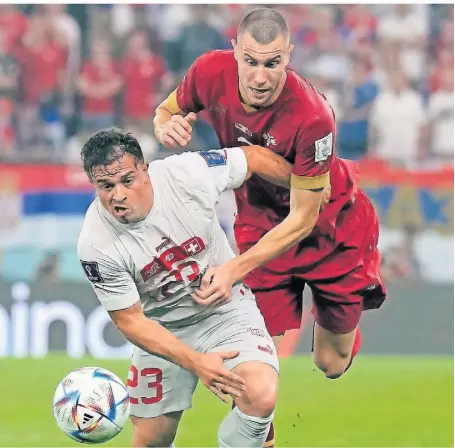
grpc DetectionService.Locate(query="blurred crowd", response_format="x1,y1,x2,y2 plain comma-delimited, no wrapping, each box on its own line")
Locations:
0,3,453,168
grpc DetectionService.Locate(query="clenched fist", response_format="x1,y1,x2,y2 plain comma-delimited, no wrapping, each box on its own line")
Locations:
157,112,197,148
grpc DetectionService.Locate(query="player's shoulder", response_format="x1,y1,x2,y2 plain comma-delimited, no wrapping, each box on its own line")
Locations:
150,151,221,183
285,70,335,125
192,49,236,74
77,200,116,260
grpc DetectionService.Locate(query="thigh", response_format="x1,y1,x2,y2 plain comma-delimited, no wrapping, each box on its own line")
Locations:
313,320,358,360
127,346,198,419
200,291,280,375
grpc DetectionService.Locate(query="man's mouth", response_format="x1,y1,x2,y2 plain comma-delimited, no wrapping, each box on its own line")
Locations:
113,205,128,216
250,87,269,95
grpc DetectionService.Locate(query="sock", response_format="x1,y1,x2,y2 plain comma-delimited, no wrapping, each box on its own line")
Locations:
232,402,275,448
344,327,362,373
218,406,274,447
263,422,275,447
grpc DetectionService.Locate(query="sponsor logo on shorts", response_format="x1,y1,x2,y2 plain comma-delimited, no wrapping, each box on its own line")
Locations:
247,327,266,338
258,344,275,356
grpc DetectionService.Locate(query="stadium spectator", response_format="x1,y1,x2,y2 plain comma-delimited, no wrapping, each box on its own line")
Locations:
121,29,170,134
381,224,422,282
369,69,426,166
294,6,349,85
428,48,454,94
35,250,60,283
77,40,122,133
337,57,379,160
0,5,28,53
14,13,67,154
168,5,227,150
169,5,227,77
0,27,19,107
0,99,15,157
341,4,378,46
377,5,428,87
0,4,452,167
427,68,454,162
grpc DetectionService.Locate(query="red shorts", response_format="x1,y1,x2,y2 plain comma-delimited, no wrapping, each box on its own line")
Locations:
235,190,387,336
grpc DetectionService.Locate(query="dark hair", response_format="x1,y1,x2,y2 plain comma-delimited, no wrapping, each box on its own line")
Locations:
238,8,290,44
81,127,144,178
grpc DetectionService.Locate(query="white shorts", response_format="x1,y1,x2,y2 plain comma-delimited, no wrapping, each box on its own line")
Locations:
127,290,279,418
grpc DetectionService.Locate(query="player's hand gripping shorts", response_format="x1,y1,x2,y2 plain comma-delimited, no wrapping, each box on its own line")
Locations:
127,288,279,418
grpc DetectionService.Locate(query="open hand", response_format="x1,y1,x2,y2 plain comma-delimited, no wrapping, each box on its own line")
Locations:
193,351,246,403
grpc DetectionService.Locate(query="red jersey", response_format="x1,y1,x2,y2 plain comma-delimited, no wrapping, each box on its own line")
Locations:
172,50,358,239
122,54,166,118
0,10,28,52
80,61,118,114
16,41,66,105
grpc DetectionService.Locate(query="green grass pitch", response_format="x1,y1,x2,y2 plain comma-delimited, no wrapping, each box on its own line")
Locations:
0,355,452,447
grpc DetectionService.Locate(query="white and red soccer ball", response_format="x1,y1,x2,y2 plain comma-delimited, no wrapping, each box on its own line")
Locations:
53,367,130,444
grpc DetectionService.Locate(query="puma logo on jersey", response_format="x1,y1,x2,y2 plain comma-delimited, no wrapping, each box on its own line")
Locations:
155,236,171,252
141,237,206,281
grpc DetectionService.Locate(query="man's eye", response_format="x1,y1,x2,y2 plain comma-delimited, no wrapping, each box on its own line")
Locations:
124,178,133,185
267,62,279,68
246,59,256,66
103,184,113,190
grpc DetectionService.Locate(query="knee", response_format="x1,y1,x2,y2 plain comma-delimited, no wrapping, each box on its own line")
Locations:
133,425,177,448
313,348,351,380
236,365,278,417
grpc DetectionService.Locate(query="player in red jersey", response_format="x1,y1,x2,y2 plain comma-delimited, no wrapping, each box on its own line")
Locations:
154,8,386,446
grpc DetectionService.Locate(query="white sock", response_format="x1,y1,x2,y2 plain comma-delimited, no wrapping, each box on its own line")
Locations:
218,406,274,447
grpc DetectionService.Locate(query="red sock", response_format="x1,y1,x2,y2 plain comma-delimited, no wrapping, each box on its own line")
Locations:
344,327,362,373
264,422,275,447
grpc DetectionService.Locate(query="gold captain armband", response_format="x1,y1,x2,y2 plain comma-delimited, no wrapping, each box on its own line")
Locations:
162,89,182,115
290,171,330,190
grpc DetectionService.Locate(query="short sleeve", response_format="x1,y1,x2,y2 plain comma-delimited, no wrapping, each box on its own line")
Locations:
78,241,140,312
291,116,335,190
165,147,248,204
173,51,215,114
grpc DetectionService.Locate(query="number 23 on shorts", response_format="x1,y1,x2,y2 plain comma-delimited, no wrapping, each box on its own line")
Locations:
127,365,163,404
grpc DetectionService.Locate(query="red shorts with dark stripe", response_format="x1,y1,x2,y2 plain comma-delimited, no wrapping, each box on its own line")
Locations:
235,190,387,336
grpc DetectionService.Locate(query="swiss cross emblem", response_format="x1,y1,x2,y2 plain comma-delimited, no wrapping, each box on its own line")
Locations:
262,132,276,147
183,237,202,255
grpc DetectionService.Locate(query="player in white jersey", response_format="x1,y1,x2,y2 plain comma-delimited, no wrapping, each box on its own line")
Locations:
77,128,294,448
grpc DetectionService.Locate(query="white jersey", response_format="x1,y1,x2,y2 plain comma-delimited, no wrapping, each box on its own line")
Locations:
77,148,248,328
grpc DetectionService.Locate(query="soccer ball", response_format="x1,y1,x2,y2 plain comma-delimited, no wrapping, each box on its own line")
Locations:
53,367,130,444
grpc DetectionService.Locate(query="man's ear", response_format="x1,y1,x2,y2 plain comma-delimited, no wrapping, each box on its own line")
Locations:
286,43,294,66
231,38,239,61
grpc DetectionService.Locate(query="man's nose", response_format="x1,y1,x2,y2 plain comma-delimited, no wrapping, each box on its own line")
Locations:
253,66,268,85
112,184,126,202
